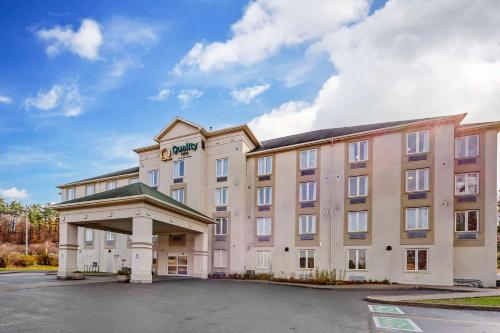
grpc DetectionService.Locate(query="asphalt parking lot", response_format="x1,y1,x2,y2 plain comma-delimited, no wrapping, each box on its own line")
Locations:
0,274,499,333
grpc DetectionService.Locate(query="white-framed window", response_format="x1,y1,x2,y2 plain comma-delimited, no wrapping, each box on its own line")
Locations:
85,184,94,196
405,207,429,230
214,217,228,235
84,228,93,242
105,231,115,241
215,187,228,207
66,188,75,200
173,160,185,179
106,181,116,191
455,210,479,232
406,249,428,272
406,130,429,154
347,211,368,233
455,172,479,195
213,249,228,268
129,177,139,184
299,215,316,234
171,188,185,204
256,250,271,269
406,168,429,192
348,176,368,197
299,250,315,269
455,134,479,158
258,156,273,175
348,249,367,270
299,182,316,202
216,158,229,177
300,149,317,170
256,217,272,236
349,140,368,162
149,169,159,187
257,186,272,206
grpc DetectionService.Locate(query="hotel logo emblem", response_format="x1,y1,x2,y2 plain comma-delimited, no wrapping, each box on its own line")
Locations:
160,148,172,161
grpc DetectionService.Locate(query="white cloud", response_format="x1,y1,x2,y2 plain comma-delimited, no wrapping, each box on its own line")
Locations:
177,89,204,108
23,83,84,117
173,0,368,74
104,16,159,50
0,95,13,104
36,18,103,60
249,0,500,139
0,187,28,200
231,83,270,104
148,89,171,102
248,100,316,140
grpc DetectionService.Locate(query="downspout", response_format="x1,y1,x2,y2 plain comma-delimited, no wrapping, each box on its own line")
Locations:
329,138,334,270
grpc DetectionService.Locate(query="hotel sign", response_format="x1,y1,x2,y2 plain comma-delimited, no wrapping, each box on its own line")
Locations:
160,142,199,161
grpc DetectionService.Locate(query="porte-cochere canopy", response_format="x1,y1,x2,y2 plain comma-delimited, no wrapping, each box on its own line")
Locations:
52,182,214,283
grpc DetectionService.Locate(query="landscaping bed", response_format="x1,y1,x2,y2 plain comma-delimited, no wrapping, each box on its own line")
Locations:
419,296,500,307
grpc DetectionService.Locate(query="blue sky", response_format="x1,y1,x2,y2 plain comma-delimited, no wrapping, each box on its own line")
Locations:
0,0,498,204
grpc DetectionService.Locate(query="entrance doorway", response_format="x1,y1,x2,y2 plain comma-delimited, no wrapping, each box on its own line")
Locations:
167,254,188,276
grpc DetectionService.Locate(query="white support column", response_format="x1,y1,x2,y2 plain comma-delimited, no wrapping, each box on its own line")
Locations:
131,216,153,284
57,222,78,279
193,231,209,279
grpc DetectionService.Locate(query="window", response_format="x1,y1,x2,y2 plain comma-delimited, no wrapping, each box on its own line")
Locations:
149,170,159,187
455,210,479,232
257,186,272,206
129,177,139,184
406,249,428,272
256,250,271,269
348,176,368,197
258,156,273,175
66,188,75,200
406,207,429,230
214,217,228,235
349,140,368,162
213,249,228,268
216,158,229,177
299,250,315,269
300,149,317,170
299,215,316,234
85,184,94,196
455,135,479,158
406,168,429,192
406,130,429,154
215,187,228,207
299,182,316,202
348,211,368,232
105,232,115,241
84,228,93,242
173,160,185,179
348,249,367,270
455,173,479,195
171,189,185,204
106,181,116,191
256,217,272,236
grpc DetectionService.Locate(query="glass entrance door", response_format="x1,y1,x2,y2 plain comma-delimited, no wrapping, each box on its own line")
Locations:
167,254,188,276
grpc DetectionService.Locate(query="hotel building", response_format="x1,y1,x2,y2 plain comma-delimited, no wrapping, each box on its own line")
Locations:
53,114,499,286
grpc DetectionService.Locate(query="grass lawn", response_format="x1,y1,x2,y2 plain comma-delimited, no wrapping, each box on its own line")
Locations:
420,296,500,307
0,265,58,272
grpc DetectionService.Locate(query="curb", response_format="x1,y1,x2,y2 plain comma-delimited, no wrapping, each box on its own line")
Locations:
365,297,500,312
0,270,56,275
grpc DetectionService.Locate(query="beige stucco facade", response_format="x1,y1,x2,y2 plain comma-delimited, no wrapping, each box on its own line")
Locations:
56,115,499,287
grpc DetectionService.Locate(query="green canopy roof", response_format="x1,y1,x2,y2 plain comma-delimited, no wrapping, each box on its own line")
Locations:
58,182,211,220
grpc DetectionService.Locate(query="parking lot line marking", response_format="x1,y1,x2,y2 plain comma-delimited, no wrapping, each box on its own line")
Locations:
372,316,423,332
368,305,405,315
404,315,500,327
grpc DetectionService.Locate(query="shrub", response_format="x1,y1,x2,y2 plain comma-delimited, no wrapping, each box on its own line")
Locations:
20,255,37,267
37,253,51,265
7,252,25,266
0,252,10,268
48,254,58,266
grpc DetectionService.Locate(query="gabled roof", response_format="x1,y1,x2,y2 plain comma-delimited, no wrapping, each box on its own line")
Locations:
154,117,204,143
53,182,213,224
250,114,466,153
456,121,500,132
58,167,139,188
